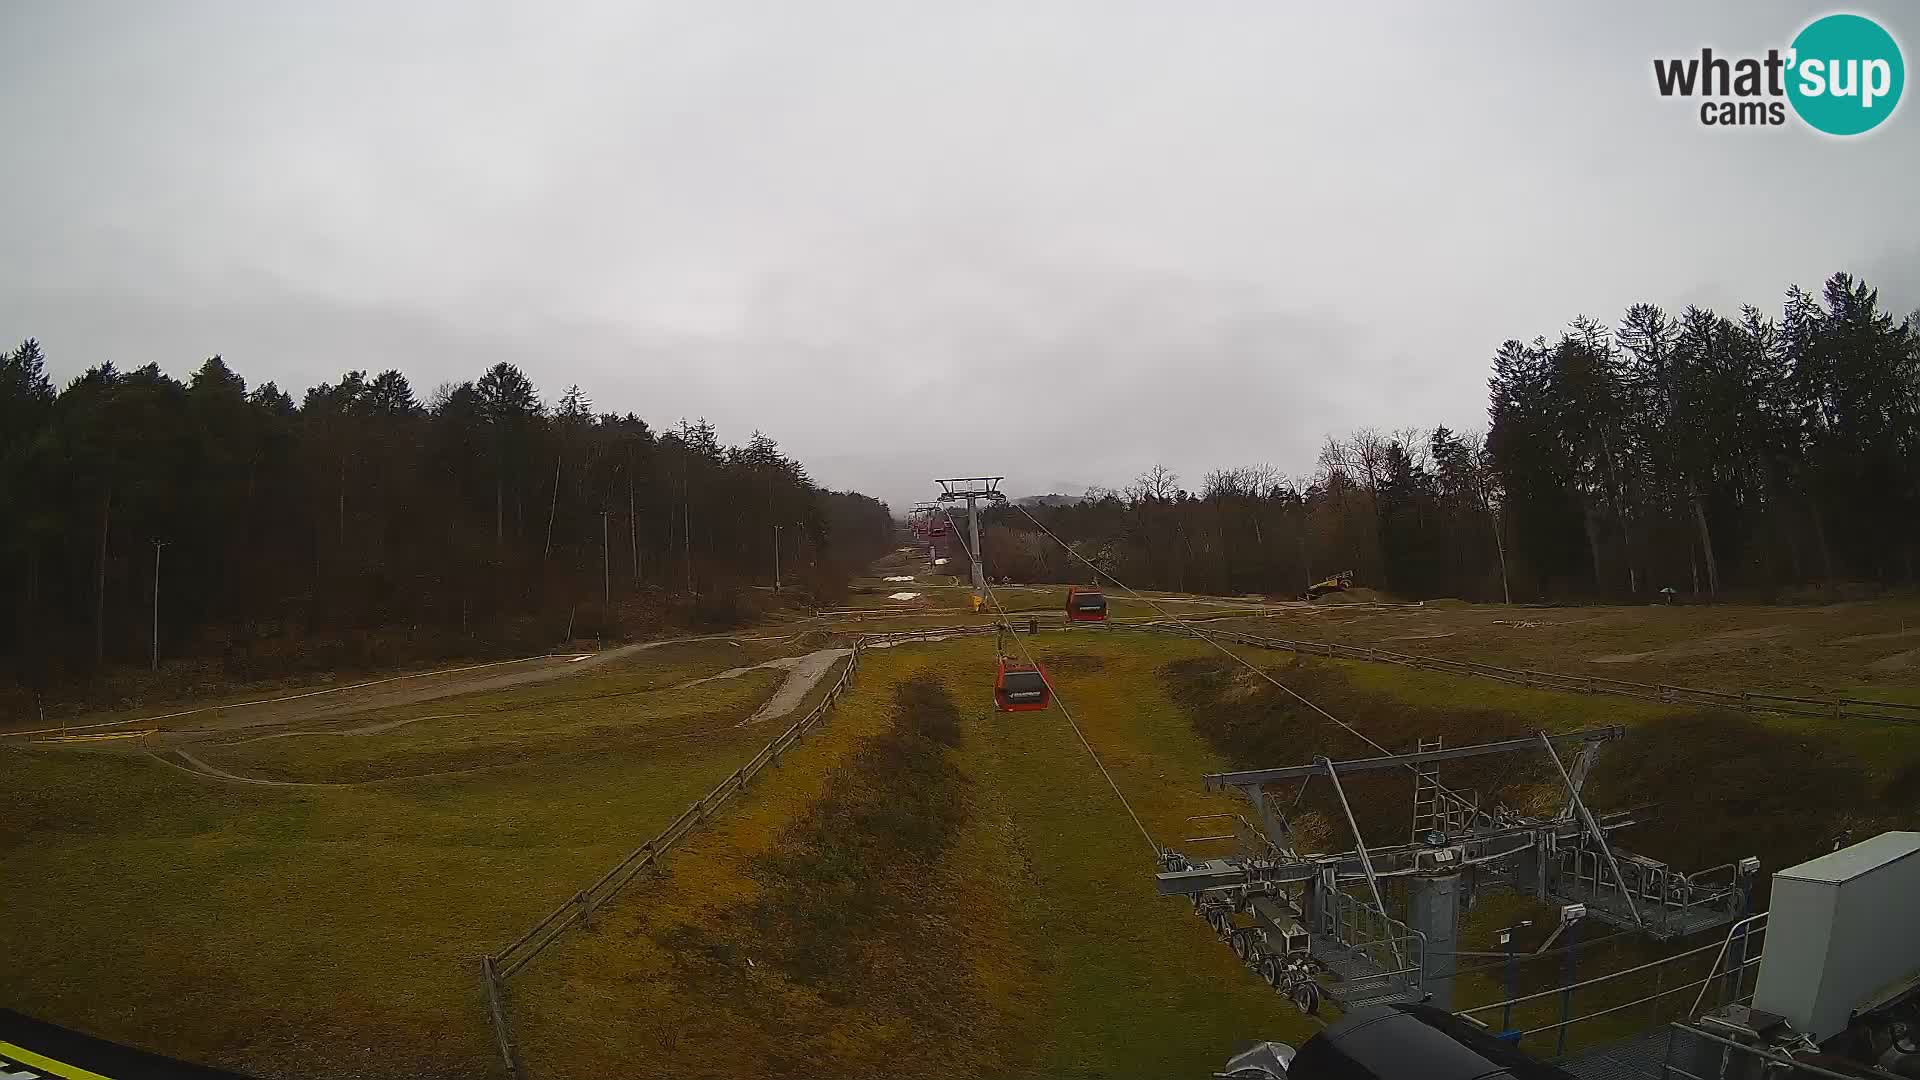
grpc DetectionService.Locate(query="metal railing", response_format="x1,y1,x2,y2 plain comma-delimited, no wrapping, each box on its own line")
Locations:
1461,914,1768,1060
1319,886,1428,995
1689,912,1768,1017
1552,844,1747,938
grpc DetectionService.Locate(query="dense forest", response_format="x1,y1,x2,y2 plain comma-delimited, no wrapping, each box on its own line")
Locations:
0,350,892,701
5,269,1913,705
988,273,1920,603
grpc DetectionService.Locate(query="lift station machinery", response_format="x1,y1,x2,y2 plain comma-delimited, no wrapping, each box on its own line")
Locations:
1156,727,1761,1016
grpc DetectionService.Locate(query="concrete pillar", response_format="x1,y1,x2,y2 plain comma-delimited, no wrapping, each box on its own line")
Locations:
1408,871,1463,1009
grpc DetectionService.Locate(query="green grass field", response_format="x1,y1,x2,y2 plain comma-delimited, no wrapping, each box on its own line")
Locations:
513,635,1315,1080
7,599,1920,1078
195,641,788,783
1214,594,1920,698
0,647,800,1080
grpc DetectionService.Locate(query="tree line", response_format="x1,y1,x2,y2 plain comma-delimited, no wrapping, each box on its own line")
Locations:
0,349,892,696
987,272,1919,603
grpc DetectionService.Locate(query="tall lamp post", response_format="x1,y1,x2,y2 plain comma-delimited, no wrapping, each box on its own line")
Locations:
150,540,165,672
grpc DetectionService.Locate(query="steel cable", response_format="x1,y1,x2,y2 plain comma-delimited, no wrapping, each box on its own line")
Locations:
941,506,1161,858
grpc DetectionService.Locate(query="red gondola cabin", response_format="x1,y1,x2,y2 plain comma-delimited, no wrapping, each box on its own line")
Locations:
993,658,1051,711
1065,586,1108,623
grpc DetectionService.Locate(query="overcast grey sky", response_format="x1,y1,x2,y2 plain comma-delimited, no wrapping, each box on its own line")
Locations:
3,2,1915,511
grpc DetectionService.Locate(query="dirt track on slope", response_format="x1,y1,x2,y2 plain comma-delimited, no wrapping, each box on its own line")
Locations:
5,634,763,744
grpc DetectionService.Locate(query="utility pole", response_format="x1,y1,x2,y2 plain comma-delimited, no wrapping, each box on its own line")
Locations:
936,477,1006,595
772,524,782,591
1471,458,1512,605
543,453,561,561
627,454,640,588
151,540,164,672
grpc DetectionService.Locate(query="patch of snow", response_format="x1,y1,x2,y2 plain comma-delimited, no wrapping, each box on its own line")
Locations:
884,575,915,582
934,558,950,566
888,591,922,601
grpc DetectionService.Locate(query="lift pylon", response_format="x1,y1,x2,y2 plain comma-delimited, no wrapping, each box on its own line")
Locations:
935,476,1005,595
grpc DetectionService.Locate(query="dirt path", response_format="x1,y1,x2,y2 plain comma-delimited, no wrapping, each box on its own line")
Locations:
1587,625,1793,666
203,645,854,750
665,648,856,729
155,749,341,788
147,646,861,789
1869,647,1920,672
221,711,479,745
7,633,763,744
168,635,760,739
735,649,851,727
17,581,1302,747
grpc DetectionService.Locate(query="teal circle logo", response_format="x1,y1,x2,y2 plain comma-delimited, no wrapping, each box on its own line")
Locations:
1787,14,1904,135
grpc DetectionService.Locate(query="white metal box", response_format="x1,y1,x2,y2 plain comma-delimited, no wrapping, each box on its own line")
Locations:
1751,831,1920,1041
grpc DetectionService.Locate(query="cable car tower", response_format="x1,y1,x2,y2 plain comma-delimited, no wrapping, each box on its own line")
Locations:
1156,727,1761,1015
908,502,938,551
935,476,1005,595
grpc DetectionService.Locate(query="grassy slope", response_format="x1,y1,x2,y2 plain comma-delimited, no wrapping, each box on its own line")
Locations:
515,636,1315,1080
3,636,789,737
195,642,786,783
13,603,1920,1077
1321,652,1920,862
981,633,1317,1077
1214,596,1920,698
0,657,794,1080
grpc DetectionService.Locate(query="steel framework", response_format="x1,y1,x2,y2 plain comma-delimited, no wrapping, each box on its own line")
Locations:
1156,726,1760,1015
935,476,1005,594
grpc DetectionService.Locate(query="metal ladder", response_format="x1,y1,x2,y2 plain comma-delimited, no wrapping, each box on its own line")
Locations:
1411,736,1443,841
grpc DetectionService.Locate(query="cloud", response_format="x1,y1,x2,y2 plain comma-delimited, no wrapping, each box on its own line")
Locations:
3,0,1915,511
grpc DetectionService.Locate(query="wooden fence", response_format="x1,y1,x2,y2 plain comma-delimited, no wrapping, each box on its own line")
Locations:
477,624,1003,1077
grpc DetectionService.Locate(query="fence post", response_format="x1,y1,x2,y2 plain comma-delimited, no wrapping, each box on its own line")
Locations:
481,956,524,1079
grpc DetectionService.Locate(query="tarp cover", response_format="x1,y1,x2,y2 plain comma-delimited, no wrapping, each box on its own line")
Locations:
0,1010,257,1080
